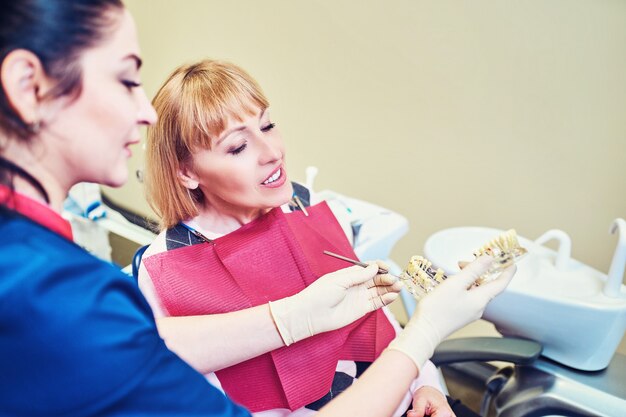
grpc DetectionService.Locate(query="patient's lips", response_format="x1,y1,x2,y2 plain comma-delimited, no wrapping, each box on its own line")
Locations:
261,166,287,188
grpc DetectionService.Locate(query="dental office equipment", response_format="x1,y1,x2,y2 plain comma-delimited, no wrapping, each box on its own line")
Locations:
422,222,626,416
425,223,626,372
63,183,157,267
606,218,626,298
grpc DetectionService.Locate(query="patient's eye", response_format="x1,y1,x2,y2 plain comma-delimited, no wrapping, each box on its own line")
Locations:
228,142,247,155
261,122,275,132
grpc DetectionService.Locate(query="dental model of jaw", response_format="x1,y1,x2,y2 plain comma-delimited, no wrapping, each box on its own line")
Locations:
400,255,446,300
401,230,527,299
471,229,527,285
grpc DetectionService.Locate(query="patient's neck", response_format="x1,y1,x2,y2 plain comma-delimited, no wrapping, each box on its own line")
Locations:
192,202,272,236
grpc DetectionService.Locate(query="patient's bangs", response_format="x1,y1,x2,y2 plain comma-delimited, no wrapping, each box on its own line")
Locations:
192,82,267,148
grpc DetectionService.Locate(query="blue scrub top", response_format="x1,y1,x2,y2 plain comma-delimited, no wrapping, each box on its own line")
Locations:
0,208,250,417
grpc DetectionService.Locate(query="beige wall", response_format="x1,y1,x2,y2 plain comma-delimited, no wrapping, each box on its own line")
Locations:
108,0,626,279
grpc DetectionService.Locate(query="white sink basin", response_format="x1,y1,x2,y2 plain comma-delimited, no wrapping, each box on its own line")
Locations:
424,226,626,371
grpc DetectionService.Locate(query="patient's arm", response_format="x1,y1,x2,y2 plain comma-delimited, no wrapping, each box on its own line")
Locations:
318,349,420,417
156,305,284,373
318,352,453,417
138,261,283,372
139,261,399,373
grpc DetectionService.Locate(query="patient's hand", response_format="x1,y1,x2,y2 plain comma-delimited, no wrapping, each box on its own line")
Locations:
407,386,455,417
269,262,401,345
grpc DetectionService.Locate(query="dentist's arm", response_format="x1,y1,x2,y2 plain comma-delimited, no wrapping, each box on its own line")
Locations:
144,263,400,373
318,256,516,417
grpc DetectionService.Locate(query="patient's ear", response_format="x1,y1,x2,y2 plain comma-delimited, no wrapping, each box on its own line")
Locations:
178,167,199,190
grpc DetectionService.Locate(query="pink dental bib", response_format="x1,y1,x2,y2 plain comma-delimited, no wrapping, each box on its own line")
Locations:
144,202,395,412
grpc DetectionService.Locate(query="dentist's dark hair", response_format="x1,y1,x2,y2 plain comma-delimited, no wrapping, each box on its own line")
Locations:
0,0,124,140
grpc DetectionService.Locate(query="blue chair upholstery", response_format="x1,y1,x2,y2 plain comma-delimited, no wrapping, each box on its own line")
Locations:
131,244,149,282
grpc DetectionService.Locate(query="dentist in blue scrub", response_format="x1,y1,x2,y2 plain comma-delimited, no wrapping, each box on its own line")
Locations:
0,1,515,416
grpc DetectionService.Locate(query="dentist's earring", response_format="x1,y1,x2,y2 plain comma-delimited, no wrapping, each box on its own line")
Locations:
27,119,41,134
26,106,43,134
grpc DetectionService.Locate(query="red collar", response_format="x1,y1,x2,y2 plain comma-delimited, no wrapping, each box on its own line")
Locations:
0,185,73,240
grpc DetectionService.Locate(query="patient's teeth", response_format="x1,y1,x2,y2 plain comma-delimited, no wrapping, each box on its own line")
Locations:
263,169,281,184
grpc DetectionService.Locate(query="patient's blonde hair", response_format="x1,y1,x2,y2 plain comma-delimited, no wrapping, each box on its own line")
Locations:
145,59,269,230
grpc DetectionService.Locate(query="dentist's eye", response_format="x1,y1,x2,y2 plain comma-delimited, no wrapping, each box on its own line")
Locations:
228,143,247,155
261,122,276,132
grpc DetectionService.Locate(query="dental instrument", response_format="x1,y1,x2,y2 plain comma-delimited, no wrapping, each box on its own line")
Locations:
322,250,399,279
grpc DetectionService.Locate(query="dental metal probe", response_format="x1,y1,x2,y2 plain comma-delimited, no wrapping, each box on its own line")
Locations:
322,250,401,279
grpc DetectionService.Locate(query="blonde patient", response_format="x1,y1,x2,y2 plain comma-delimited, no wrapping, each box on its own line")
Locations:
139,59,471,417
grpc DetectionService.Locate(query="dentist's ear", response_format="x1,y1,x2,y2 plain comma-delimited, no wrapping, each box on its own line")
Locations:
1,49,61,131
1,49,47,127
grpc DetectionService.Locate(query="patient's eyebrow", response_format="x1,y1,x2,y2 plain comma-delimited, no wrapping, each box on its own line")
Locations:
216,126,247,146
216,107,267,145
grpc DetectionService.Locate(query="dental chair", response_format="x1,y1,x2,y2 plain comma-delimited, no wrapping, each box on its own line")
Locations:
430,336,626,417
63,184,157,272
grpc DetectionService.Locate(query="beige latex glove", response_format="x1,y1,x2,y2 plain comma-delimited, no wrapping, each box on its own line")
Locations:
269,262,401,346
387,256,516,371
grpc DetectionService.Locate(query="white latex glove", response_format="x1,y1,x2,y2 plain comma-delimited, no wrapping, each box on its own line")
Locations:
269,262,401,346
387,256,516,371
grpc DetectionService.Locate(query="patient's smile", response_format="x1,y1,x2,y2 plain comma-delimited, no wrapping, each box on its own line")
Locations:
262,167,285,187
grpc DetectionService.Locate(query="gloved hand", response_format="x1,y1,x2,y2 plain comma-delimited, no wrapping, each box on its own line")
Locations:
269,262,402,346
387,256,516,371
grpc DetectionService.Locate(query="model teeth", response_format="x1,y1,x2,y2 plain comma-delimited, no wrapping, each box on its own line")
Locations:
472,229,526,259
263,169,281,185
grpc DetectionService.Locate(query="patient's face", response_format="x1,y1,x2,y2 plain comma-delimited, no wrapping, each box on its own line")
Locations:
186,106,293,215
